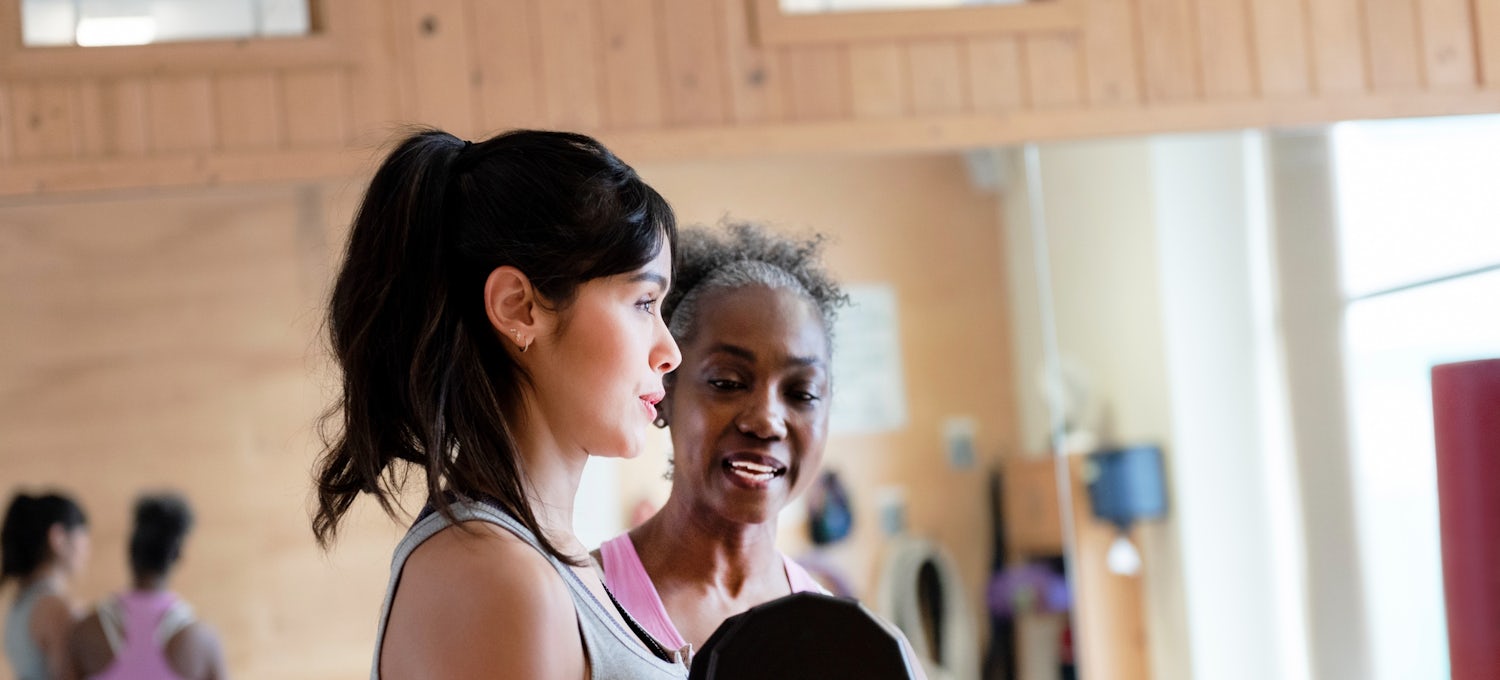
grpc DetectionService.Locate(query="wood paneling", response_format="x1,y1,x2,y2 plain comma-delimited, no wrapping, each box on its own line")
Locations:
281,69,348,147
908,41,967,116
660,0,729,127
1,0,1498,195
11,82,77,161
967,37,1025,114
1363,0,1424,90
783,45,850,122
599,0,666,130
1082,0,1141,105
216,73,283,152
722,0,788,124
849,44,909,119
0,83,11,162
1416,0,1478,89
1025,35,1085,109
470,0,543,131
1195,0,1256,98
1308,0,1369,93
1138,0,1201,101
1250,0,1313,97
399,0,476,135
148,76,216,155
101,79,150,157
71,82,105,158
1480,0,1500,87
534,0,602,130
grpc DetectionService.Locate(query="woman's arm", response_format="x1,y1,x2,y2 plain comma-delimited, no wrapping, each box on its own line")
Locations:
31,593,80,680
379,522,587,680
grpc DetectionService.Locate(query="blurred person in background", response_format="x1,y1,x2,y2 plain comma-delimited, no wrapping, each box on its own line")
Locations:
3,491,90,680
70,492,226,680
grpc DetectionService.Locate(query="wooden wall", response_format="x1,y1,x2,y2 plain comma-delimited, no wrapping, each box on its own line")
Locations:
4,0,1500,195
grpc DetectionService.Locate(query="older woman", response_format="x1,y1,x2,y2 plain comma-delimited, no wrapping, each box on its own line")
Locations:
595,223,924,678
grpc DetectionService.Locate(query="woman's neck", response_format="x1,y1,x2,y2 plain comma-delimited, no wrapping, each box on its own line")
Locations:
132,573,169,592
17,564,67,594
512,409,589,556
634,497,783,597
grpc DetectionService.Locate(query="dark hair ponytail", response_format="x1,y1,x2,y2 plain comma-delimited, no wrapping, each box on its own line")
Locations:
130,493,194,576
2,492,87,586
313,128,675,564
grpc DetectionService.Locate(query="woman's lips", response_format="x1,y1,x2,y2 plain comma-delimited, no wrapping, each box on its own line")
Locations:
640,391,664,421
721,453,787,490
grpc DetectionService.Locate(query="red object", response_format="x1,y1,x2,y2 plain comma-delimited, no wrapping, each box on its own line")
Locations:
1432,358,1500,680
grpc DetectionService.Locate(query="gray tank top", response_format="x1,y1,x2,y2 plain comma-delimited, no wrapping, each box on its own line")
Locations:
5,581,53,680
370,499,688,680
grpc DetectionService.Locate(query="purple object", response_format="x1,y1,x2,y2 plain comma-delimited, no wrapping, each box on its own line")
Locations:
988,563,1071,619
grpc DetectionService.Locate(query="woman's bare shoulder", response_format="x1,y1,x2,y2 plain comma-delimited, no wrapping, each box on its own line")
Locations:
380,521,586,679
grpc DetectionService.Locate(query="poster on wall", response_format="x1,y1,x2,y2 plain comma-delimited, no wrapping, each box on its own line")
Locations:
830,283,908,434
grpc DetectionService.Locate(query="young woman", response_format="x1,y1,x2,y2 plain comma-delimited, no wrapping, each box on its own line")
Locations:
3,491,90,680
70,493,227,680
595,223,925,678
311,128,686,679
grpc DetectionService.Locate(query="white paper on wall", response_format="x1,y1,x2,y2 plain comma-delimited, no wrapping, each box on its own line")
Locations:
830,283,909,434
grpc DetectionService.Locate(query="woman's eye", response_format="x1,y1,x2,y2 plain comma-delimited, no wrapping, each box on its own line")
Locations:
790,391,821,403
708,379,744,391
636,297,658,313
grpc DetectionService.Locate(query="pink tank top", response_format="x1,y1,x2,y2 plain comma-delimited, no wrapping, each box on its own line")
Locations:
598,533,827,653
91,591,193,680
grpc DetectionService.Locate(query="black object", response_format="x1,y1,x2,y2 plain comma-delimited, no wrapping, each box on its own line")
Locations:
1085,444,1168,528
689,592,915,680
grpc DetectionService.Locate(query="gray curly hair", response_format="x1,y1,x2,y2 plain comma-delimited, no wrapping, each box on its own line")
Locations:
663,221,849,347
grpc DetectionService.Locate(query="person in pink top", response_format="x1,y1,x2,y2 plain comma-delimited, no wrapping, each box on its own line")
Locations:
70,493,226,680
595,223,924,677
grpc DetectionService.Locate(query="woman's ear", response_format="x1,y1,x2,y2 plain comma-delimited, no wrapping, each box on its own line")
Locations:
485,266,544,353
47,524,70,559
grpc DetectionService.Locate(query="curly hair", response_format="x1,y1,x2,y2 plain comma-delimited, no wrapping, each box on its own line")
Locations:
664,221,850,347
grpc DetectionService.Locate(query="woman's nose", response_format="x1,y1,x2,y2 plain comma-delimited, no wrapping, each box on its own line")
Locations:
736,392,788,440
654,317,681,374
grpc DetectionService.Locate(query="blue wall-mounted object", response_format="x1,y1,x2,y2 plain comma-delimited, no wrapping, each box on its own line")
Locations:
1085,445,1168,528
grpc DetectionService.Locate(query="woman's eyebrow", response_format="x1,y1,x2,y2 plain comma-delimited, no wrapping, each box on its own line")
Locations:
628,271,669,289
